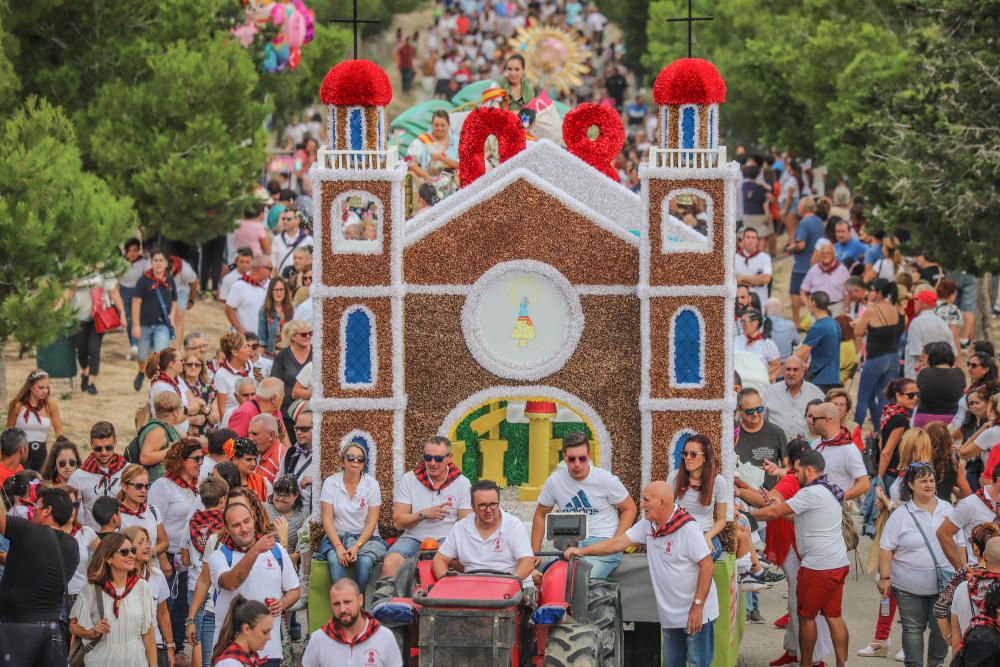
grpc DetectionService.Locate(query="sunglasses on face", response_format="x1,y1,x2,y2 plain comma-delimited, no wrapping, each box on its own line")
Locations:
249,344,260,350
239,392,256,398
294,425,312,432
92,445,114,453
423,454,449,463
345,454,367,463
187,456,204,464
127,482,151,491
117,547,138,557
903,391,920,399
565,454,588,463
273,492,295,499
183,362,201,368
807,415,829,422
742,406,765,416
297,331,313,338
681,450,704,459
302,275,313,284
58,460,78,469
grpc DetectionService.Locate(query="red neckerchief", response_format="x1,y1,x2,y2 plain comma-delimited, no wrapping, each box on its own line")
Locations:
819,259,841,274
745,332,765,343
20,401,42,423
413,463,462,492
738,249,761,261
155,373,182,400
222,360,250,378
167,474,197,493
220,531,262,553
967,571,1000,616
143,269,170,290
817,428,853,449
322,613,381,647
241,273,264,288
118,502,148,517
189,508,224,555
101,574,140,618
79,452,127,479
70,525,81,537
976,487,998,514
650,506,696,538
880,402,909,431
212,641,264,666
169,256,182,276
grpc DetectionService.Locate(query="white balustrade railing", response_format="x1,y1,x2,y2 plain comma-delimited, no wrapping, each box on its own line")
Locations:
648,146,727,170
318,146,399,170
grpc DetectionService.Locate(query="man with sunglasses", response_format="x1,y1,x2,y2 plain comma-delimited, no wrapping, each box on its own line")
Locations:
432,479,535,586
270,208,313,277
531,431,637,578
811,402,869,502
69,421,129,530
0,486,79,666
382,436,472,578
736,388,788,489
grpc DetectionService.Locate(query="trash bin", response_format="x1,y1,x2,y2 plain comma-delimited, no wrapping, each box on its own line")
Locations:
36,332,78,379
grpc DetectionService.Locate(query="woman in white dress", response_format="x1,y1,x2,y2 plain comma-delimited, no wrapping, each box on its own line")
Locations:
5,368,64,471
210,595,273,666
70,533,158,667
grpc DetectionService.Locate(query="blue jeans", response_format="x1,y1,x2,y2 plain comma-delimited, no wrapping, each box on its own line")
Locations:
139,323,172,359
187,589,214,667
893,587,948,667
318,533,388,594
662,620,715,667
854,351,898,427
165,555,188,651
579,536,624,578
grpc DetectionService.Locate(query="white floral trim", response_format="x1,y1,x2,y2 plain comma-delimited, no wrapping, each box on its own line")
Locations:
309,164,407,183
311,397,407,412
708,105,719,149
641,398,735,412
338,304,378,390
309,405,322,521
638,159,740,183
668,306,706,389
313,285,399,298
647,285,733,298
574,285,636,296
331,190,385,255
660,187,714,254
460,260,584,381
327,106,337,150
377,107,386,151
405,284,472,295
436,385,613,470
640,409,653,488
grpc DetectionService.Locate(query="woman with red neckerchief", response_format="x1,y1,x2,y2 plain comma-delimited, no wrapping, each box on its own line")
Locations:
150,439,203,659
117,464,172,579
147,347,199,437
211,596,273,667
70,533,158,667
5,369,64,472
213,332,254,418
131,249,178,393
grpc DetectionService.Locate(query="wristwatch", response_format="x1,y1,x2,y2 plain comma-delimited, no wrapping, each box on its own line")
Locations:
693,598,704,606
417,511,425,521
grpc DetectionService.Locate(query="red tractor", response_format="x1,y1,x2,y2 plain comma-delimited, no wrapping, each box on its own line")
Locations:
370,513,623,666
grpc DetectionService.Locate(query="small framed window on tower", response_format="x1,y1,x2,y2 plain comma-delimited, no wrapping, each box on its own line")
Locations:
332,190,384,255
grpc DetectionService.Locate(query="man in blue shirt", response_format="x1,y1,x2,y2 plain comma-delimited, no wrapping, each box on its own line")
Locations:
796,291,841,393
832,219,867,267
786,198,826,327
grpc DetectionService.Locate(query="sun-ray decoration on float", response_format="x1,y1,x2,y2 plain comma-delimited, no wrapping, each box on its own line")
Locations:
512,25,591,97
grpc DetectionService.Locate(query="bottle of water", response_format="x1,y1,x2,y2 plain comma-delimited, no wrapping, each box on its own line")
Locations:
880,596,890,617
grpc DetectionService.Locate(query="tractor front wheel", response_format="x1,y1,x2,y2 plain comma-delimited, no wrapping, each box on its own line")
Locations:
587,579,623,667
543,623,602,667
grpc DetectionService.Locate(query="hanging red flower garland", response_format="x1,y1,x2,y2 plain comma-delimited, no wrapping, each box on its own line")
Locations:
458,107,526,187
561,103,625,180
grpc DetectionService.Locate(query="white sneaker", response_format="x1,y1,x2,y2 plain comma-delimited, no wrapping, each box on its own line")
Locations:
855,641,888,657
126,345,138,361
894,648,905,661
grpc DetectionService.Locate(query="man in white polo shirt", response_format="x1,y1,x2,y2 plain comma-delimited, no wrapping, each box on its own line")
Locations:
433,479,535,586
811,402,869,501
69,421,127,530
936,467,1000,569
735,227,773,306
381,436,473,578
750,449,850,667
302,578,402,667
531,431,637,578
209,503,300,666
566,480,718,667
224,255,271,335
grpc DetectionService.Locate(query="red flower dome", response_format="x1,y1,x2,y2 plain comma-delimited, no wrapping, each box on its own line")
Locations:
320,59,393,106
653,58,726,106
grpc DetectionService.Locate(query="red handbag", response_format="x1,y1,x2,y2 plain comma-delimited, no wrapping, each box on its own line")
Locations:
91,286,122,333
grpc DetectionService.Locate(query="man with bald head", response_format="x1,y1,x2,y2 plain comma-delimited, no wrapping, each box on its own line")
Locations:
811,402,869,501
764,356,826,442
565,481,719,666
302,578,402,666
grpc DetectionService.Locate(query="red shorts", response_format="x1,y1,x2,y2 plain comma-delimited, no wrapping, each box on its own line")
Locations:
796,566,849,619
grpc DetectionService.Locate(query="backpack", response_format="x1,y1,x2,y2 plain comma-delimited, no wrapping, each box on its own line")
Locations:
950,622,1000,667
123,419,170,465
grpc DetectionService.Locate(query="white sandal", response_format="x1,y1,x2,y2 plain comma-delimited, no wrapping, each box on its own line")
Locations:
855,641,888,657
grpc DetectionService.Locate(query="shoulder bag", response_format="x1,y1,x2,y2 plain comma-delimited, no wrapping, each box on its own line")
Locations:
90,286,122,334
904,504,954,594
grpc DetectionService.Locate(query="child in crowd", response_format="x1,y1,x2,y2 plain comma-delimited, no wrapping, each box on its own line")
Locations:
92,495,122,539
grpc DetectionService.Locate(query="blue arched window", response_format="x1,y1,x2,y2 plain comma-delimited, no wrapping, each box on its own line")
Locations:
680,106,697,149
341,306,376,388
672,308,704,387
348,107,364,150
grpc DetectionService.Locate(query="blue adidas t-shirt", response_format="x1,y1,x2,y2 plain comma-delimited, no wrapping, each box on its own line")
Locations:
793,215,826,274
537,466,630,538
803,316,841,385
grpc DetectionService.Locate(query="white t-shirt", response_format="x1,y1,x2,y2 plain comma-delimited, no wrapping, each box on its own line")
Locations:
735,335,780,367
302,620,403,667
149,567,170,646
813,442,868,494
213,363,253,412
538,466,630,538
293,299,312,322
786,484,849,570
625,510,719,629
320,472,382,535
951,581,976,637
68,525,99,596
120,504,164,554
197,533,222,610
880,499,961,595
225,279,268,334
393,471,472,542
271,231,314,276
437,511,534,587
199,456,220,482
734,252,773,305
666,472,729,532
148,477,199,552
975,425,1000,462
209,542,300,661
68,465,125,530
950,488,998,560
149,378,190,435
217,269,243,302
